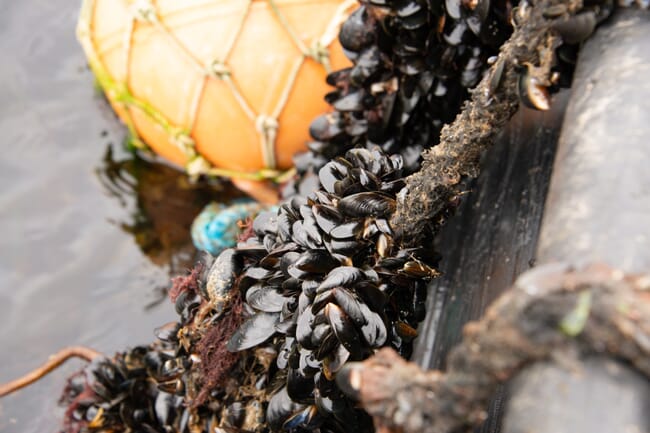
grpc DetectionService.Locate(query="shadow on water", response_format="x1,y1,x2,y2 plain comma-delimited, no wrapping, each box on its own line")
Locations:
0,1,235,431
95,145,241,303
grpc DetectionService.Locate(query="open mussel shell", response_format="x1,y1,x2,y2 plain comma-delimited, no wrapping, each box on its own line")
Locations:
315,331,340,361
318,162,346,195
154,321,180,343
277,337,295,370
518,65,551,111
313,204,343,234
395,321,419,340
323,344,351,380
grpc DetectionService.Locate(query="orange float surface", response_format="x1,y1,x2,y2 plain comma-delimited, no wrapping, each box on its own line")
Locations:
78,0,354,179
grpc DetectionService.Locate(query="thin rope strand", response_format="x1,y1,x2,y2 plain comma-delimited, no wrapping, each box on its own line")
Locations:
271,55,305,119
122,15,135,78
121,11,143,149
320,0,357,47
206,166,283,181
222,74,258,121
0,347,102,398
223,0,252,62
150,1,255,141
187,75,209,134
268,0,310,55
188,0,252,132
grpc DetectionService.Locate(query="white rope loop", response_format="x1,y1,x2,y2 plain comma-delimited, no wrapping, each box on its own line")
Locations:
185,155,213,181
255,115,280,169
308,40,331,71
129,0,158,23
171,132,197,157
208,60,232,79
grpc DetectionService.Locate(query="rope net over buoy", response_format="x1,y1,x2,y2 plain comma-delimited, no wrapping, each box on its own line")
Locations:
77,0,355,182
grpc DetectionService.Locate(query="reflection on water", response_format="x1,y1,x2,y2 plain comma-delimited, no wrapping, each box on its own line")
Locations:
95,145,240,276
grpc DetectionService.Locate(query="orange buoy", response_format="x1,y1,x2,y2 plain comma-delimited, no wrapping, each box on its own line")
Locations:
77,0,354,183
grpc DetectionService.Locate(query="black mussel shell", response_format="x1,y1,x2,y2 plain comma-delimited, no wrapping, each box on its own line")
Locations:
227,312,280,352
318,267,365,293
245,284,286,313
338,192,396,218
267,387,305,430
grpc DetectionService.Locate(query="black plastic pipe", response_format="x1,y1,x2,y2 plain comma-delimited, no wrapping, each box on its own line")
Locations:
503,8,650,433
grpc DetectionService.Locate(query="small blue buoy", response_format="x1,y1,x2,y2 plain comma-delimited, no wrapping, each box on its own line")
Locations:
191,199,268,256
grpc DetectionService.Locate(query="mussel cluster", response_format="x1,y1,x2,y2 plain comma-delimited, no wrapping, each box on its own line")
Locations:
225,148,438,431
58,336,276,432
60,149,438,433
285,0,518,198
59,345,188,432
286,0,635,200
59,268,278,433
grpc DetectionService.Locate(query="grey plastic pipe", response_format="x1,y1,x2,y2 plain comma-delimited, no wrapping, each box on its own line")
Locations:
503,8,650,433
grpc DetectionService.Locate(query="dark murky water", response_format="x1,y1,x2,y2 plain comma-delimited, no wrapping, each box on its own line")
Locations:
0,2,231,431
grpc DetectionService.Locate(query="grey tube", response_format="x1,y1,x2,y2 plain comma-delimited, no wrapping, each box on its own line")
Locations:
536,8,650,271
504,8,650,433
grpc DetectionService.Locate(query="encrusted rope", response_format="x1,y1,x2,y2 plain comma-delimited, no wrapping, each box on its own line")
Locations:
390,0,575,244
338,263,650,433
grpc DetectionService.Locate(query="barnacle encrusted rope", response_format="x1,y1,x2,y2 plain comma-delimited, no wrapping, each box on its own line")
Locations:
391,0,574,245
0,346,102,397
337,263,650,433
